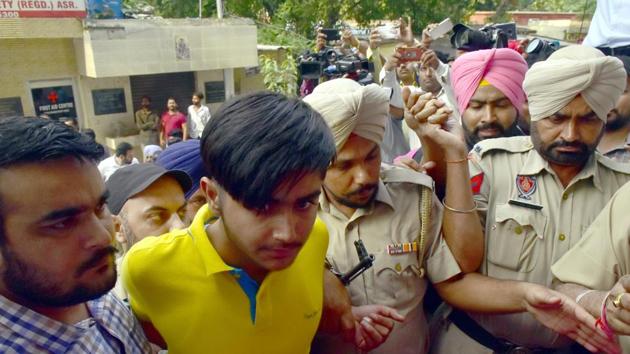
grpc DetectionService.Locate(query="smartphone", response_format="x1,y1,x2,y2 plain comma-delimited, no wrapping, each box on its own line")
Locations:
429,18,454,40
397,47,424,63
320,28,340,41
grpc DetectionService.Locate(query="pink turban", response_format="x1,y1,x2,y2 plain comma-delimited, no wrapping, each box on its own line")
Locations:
451,48,528,115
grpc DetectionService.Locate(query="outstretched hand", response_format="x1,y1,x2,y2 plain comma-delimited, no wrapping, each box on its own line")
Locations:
524,284,621,354
351,304,405,351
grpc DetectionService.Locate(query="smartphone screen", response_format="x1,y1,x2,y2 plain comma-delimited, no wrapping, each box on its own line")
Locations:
321,29,340,41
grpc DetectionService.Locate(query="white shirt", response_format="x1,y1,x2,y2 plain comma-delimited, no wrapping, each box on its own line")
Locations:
98,155,139,181
187,104,211,139
583,0,630,48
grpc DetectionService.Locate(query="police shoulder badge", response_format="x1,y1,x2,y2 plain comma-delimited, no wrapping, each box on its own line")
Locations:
516,175,537,200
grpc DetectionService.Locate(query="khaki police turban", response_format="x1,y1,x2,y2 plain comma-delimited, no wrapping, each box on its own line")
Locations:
523,45,626,122
303,78,390,150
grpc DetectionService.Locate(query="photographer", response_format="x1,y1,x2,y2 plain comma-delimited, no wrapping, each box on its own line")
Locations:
379,42,461,154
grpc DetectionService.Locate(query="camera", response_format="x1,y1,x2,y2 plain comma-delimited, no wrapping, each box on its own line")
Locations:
525,38,559,67
450,23,517,52
298,47,374,84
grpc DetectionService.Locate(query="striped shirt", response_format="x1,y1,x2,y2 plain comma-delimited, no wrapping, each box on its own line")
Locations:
0,292,151,353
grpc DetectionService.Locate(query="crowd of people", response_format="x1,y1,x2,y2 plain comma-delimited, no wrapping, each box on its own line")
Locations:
2,0,630,353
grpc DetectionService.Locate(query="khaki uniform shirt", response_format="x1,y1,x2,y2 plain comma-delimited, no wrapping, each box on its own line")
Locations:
313,165,461,354
602,133,630,163
134,109,159,145
468,136,630,348
552,181,630,352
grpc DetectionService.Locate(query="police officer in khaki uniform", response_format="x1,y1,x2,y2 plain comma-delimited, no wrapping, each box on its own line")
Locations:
304,78,483,354
430,45,630,353
553,181,630,352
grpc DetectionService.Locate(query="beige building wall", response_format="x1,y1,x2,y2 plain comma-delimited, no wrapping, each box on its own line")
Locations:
79,19,258,78
0,38,78,117
76,75,137,140
195,69,225,114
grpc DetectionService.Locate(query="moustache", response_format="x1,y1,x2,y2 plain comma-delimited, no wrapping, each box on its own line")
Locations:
474,122,506,136
75,246,117,277
548,141,588,153
346,184,377,197
346,184,376,197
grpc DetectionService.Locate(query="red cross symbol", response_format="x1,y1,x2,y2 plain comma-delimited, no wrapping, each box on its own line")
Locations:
47,91,58,104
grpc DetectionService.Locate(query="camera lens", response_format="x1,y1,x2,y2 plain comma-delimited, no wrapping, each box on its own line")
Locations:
526,38,543,54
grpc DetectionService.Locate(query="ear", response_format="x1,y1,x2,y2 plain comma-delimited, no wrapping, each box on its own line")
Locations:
112,215,126,245
200,177,222,216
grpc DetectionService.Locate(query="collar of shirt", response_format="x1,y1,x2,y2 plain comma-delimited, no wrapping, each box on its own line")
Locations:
187,204,234,277
518,149,602,192
0,292,147,353
319,179,395,222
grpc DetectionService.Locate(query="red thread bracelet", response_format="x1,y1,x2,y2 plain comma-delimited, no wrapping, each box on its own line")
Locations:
597,291,616,340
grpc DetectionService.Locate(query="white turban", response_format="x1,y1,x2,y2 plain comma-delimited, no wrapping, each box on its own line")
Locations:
303,79,390,150
523,45,626,122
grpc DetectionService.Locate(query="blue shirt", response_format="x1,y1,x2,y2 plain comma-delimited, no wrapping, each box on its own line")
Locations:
0,292,151,353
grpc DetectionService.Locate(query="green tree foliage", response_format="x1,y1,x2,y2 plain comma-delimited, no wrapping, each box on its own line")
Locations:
124,0,478,36
475,0,595,14
347,0,476,33
259,54,298,96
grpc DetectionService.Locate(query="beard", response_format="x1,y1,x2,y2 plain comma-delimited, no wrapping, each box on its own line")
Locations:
530,124,600,166
119,213,139,251
324,183,378,210
463,119,521,150
1,245,117,307
605,109,630,132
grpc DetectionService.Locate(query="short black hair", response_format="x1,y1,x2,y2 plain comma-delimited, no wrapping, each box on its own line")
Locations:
83,128,96,140
435,50,450,64
201,91,335,210
0,116,104,242
141,95,151,102
193,91,204,100
115,142,133,157
0,117,103,167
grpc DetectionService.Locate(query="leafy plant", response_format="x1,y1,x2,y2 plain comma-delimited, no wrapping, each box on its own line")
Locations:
259,54,298,97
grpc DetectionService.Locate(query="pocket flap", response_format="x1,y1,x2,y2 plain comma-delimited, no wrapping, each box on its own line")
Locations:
494,203,546,236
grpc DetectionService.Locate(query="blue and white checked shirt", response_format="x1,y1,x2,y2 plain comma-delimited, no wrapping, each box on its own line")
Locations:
0,292,151,353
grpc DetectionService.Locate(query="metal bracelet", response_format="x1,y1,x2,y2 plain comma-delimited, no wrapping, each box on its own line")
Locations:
442,198,477,213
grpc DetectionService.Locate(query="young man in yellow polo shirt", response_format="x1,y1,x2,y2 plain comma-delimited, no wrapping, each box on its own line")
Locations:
122,92,403,353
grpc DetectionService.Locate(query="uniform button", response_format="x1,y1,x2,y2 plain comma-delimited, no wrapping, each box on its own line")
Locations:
514,226,523,235
395,263,402,272
562,193,568,200
559,233,566,241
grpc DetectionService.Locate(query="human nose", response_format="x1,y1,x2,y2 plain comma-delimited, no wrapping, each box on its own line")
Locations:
561,118,579,142
166,213,186,232
84,213,114,250
271,212,297,243
480,104,497,124
353,165,371,185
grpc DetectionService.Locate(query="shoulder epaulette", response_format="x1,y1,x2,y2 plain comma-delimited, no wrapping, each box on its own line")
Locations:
470,136,534,159
380,163,434,190
597,153,630,174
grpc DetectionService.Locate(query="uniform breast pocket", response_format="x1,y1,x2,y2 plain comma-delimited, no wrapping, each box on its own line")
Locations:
371,251,422,306
487,203,547,272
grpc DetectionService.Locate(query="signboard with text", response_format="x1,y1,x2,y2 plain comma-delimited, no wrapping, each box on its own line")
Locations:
92,88,126,115
0,0,87,18
31,85,77,120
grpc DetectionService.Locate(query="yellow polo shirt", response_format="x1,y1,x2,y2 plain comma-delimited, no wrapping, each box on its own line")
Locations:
122,204,329,354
